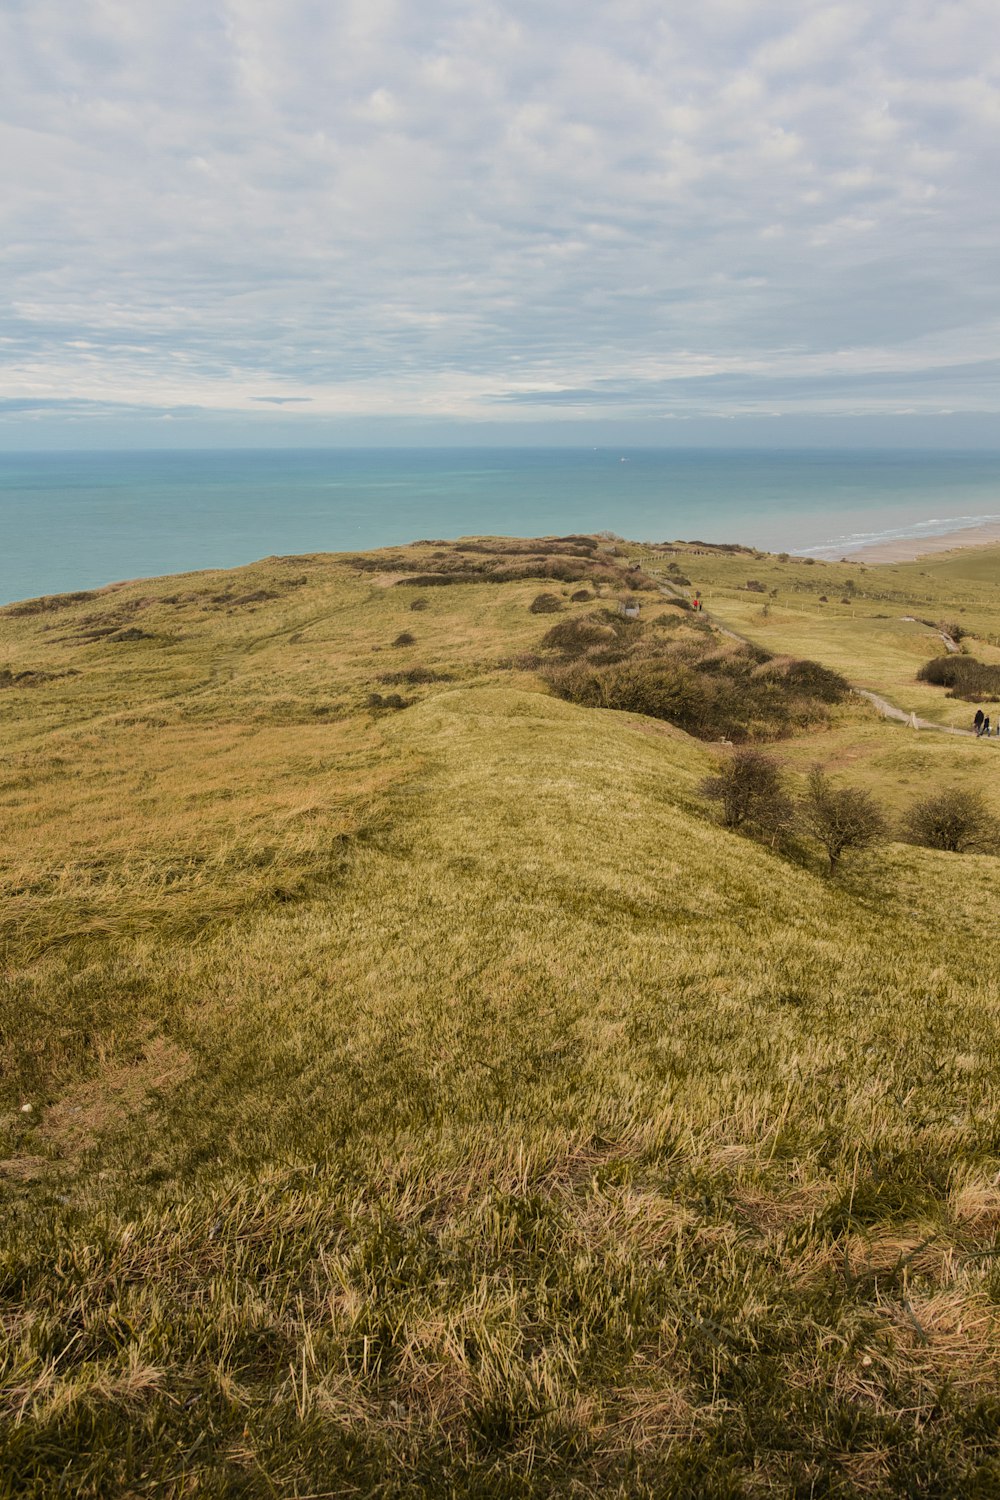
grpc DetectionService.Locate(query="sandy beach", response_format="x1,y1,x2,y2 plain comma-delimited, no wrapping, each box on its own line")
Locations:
811,520,1000,565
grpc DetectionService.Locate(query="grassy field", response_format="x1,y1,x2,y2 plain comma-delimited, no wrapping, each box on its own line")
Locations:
3,537,1000,1497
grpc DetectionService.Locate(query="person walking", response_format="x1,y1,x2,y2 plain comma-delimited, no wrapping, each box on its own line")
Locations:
974,708,985,735
984,715,992,738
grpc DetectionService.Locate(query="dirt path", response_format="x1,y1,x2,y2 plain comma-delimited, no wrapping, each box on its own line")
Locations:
655,579,996,744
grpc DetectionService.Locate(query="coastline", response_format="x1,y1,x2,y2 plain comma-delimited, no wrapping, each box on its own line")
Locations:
803,520,1000,566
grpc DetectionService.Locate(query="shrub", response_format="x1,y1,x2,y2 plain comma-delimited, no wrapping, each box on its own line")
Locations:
366,692,407,710
392,631,416,647
777,658,850,703
570,589,593,602
539,617,616,656
745,580,767,593
902,788,999,854
802,768,888,872
917,655,1000,701
543,658,708,731
409,598,429,612
529,593,564,614
700,749,793,842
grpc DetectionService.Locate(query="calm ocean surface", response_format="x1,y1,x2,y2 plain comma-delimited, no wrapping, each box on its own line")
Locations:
1,447,999,605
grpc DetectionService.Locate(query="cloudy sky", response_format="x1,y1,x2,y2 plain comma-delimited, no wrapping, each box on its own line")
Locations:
2,0,1000,447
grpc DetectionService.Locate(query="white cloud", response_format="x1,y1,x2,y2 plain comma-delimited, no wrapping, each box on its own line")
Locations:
0,0,998,434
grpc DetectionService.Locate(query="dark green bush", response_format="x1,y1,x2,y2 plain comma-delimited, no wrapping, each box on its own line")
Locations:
917,656,1000,700
774,658,850,703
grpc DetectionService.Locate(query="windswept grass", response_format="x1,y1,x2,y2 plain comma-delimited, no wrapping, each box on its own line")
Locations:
2,538,1000,1496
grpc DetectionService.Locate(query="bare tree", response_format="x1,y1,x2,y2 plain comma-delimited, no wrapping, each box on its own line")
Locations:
700,748,793,844
903,788,999,854
802,767,888,872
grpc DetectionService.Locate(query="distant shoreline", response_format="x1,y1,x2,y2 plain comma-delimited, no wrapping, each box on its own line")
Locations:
801,520,1000,565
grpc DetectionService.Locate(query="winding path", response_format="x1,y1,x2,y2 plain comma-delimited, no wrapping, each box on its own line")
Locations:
654,578,994,744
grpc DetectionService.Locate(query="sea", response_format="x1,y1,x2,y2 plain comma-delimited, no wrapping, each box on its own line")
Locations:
1,446,999,606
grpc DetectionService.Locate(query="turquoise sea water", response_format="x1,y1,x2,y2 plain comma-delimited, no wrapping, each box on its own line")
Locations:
1,447,999,606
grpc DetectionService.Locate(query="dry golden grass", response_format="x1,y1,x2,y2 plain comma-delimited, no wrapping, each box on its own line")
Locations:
2,537,1000,1496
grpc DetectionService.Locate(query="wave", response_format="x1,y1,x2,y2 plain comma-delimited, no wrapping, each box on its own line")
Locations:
793,512,1000,558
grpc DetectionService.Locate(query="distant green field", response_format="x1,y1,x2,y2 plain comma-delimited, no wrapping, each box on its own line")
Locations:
3,538,1000,1497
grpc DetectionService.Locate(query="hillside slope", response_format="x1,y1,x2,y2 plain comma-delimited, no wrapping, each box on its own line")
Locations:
2,541,1000,1497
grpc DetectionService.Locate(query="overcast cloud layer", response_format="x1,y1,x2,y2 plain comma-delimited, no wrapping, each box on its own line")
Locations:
2,0,1000,444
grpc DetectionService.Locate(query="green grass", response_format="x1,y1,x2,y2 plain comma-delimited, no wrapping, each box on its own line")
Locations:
3,538,1000,1496
647,544,1000,729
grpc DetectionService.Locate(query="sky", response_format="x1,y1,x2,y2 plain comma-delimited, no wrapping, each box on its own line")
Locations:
2,0,1000,449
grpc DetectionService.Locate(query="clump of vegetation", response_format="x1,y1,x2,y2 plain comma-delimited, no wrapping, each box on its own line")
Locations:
544,656,708,730
917,655,1000,700
379,666,454,685
529,592,563,614
802,767,888,872
3,588,99,617
745,579,767,593
409,597,429,611
700,748,793,843
773,657,850,703
538,614,619,656
540,613,848,743
903,788,999,853
392,631,417,647
366,690,408,710
569,588,593,601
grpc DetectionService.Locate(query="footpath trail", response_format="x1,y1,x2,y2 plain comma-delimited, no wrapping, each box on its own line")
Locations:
654,578,996,745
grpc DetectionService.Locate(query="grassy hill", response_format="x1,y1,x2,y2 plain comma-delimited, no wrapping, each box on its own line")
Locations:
2,537,1000,1497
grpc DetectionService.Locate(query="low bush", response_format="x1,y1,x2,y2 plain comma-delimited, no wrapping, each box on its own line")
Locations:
774,658,850,703
392,631,416,647
366,692,408,710
529,593,563,614
903,788,999,853
917,655,1000,700
538,616,617,655
543,657,708,732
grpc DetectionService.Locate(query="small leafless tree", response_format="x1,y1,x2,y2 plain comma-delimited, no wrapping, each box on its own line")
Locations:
802,767,888,872
700,748,794,844
903,788,999,854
